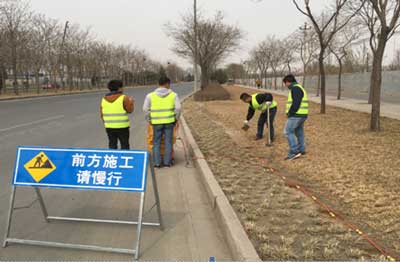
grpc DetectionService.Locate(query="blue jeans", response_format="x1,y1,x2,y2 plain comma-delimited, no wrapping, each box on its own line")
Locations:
153,123,174,166
284,117,307,156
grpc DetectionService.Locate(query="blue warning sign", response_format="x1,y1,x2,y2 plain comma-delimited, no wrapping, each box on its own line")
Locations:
13,146,149,192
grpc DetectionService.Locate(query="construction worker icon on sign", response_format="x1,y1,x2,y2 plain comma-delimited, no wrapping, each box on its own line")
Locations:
24,152,56,182
33,154,44,168
30,154,53,169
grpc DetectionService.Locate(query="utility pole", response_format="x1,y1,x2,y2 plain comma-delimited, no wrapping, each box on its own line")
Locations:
193,0,199,91
299,22,311,86
59,21,69,89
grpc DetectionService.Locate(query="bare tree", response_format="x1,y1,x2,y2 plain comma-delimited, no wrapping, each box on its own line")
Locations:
294,23,318,86
351,0,400,131
165,11,243,89
266,36,285,89
250,41,271,88
292,0,364,114
390,48,400,70
0,0,31,95
281,38,297,74
328,23,360,100
225,63,245,82
0,1,168,95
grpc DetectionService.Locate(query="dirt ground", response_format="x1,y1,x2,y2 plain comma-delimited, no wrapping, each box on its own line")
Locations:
183,85,400,260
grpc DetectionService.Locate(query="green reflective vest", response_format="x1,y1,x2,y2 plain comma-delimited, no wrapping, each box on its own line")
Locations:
150,92,176,125
286,83,309,115
251,94,277,111
102,95,130,128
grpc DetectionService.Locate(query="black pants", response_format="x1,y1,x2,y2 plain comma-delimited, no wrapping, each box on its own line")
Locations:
106,128,130,149
256,107,277,141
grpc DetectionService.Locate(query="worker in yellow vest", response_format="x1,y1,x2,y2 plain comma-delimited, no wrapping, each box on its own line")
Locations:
255,79,262,89
283,74,308,160
100,80,134,149
143,76,181,168
240,92,278,143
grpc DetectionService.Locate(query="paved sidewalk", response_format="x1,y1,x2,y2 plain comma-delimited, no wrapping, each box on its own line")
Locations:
0,139,233,261
238,85,400,120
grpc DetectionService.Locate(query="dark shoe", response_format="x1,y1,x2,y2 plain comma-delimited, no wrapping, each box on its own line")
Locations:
254,136,263,141
284,153,302,161
301,151,306,155
154,165,162,169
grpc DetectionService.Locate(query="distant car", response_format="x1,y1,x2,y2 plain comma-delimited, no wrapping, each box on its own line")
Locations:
227,79,235,84
41,83,60,89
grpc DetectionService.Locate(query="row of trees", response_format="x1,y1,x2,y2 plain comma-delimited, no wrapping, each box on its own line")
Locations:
0,0,185,95
166,0,400,131
247,0,400,131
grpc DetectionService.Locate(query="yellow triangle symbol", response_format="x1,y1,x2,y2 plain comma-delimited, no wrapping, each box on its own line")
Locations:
24,152,56,182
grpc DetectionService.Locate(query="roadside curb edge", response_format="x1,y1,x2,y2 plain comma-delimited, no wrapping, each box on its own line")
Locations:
179,100,261,261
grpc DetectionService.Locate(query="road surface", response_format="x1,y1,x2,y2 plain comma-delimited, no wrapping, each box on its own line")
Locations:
0,83,232,260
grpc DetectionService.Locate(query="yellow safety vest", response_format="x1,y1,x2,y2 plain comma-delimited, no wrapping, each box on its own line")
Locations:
286,83,309,115
251,94,277,111
101,95,130,128
150,92,176,125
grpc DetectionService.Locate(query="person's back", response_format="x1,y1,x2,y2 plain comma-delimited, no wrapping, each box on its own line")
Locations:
143,76,181,167
101,80,134,149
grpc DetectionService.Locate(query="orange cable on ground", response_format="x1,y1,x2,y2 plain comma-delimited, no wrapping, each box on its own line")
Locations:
179,123,398,261
257,157,397,262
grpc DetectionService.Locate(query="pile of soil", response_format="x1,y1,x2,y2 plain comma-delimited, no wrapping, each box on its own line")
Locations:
183,85,399,260
193,83,230,101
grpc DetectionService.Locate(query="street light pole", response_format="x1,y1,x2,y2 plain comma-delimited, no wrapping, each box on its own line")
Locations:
193,0,199,91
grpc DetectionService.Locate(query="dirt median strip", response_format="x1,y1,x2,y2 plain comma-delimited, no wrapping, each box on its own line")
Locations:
182,87,400,260
180,116,261,261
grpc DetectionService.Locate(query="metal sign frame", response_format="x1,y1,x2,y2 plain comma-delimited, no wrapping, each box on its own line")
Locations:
3,148,163,260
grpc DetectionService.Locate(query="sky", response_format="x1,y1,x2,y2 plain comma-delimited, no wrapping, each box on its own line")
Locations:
28,0,398,68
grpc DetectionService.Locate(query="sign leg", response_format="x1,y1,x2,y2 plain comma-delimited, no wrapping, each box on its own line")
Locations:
3,186,16,247
149,158,164,230
34,187,49,222
134,192,146,260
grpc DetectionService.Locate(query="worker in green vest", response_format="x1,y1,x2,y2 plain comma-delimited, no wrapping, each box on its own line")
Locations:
283,74,308,160
240,92,278,143
143,76,181,168
101,80,134,149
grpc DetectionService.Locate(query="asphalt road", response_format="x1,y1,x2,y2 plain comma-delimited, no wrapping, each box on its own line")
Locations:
0,83,203,260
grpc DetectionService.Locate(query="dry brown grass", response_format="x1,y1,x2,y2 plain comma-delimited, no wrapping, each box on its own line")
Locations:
183,85,400,260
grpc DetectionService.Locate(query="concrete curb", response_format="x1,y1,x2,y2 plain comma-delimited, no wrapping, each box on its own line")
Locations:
179,108,261,261
0,88,110,101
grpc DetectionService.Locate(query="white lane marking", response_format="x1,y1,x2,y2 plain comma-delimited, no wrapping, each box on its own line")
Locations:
0,115,65,133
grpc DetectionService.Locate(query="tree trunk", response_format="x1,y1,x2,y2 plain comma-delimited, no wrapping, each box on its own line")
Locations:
319,50,326,114
35,70,40,94
303,64,307,87
263,71,267,89
0,66,4,94
12,38,18,95
370,40,386,131
316,71,320,97
200,66,209,89
337,59,343,100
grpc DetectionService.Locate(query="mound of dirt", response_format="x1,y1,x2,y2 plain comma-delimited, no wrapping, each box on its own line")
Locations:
193,83,230,101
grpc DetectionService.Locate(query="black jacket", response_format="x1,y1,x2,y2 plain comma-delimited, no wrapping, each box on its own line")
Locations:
246,93,273,121
288,83,307,118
